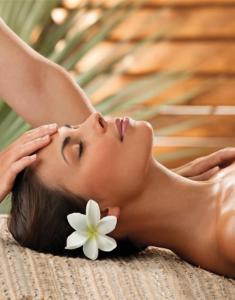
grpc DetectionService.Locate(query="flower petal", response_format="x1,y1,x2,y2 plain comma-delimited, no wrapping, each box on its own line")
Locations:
67,213,87,231
65,231,88,250
86,199,100,227
97,234,117,252
97,216,117,235
83,237,98,260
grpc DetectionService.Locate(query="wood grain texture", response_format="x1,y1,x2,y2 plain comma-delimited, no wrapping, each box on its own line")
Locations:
90,0,235,6
109,8,235,40
78,41,235,74
86,75,235,106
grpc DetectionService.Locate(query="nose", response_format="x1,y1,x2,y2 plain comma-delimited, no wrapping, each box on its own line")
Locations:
67,112,108,136
91,112,107,133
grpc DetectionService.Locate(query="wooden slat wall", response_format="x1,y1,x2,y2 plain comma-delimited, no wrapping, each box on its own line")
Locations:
77,0,235,168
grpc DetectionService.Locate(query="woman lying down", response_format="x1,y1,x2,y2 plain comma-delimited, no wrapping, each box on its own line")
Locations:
1,112,235,279
1,17,235,279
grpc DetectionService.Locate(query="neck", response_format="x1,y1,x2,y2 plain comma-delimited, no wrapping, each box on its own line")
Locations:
119,157,219,253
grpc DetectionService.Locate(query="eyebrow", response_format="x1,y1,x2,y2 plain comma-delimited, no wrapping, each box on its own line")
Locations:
61,124,73,164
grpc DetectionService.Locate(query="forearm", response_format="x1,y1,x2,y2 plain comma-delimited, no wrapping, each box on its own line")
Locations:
0,18,96,127
35,62,97,127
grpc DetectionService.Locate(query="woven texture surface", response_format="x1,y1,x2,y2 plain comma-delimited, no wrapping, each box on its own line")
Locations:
1,215,235,300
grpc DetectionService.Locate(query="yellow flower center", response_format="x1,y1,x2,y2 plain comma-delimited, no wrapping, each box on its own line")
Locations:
87,225,98,239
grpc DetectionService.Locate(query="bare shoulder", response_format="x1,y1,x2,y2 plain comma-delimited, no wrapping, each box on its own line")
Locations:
216,211,235,264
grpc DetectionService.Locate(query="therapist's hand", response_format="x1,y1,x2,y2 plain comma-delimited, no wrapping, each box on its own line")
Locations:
0,123,58,202
172,147,235,181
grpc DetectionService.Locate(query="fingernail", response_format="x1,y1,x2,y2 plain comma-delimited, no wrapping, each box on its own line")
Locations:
30,154,37,160
48,123,58,129
42,135,49,140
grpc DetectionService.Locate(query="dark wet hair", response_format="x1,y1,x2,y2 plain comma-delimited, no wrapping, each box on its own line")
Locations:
7,167,147,259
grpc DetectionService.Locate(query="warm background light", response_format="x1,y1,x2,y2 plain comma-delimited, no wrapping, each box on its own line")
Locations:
30,25,43,44
67,10,100,38
55,39,66,52
51,8,68,25
62,0,84,9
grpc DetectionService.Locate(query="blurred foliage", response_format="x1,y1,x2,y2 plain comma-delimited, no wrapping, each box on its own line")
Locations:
0,0,210,213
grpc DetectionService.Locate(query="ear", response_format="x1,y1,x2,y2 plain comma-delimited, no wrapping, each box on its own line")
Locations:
101,206,120,219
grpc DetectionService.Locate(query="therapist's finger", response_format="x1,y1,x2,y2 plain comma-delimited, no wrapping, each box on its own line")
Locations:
22,123,58,141
3,154,37,193
189,166,220,181
194,148,235,174
13,135,51,161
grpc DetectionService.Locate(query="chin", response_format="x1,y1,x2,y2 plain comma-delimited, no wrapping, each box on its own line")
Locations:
133,118,153,131
144,120,153,133
142,120,154,142
129,118,154,151
140,121,154,165
133,119,153,144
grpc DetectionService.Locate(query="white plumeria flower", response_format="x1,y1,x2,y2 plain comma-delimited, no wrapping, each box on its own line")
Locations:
65,199,117,260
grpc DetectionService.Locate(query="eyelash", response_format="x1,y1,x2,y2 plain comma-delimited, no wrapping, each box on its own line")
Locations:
78,141,83,158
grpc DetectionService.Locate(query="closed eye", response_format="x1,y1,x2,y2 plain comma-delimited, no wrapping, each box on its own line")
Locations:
64,124,80,130
78,141,83,158
63,124,84,159
64,124,73,128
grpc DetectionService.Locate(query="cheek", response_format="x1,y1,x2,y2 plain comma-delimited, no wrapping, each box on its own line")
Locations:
79,140,119,195
120,121,153,182
93,122,153,190
90,140,118,176
80,122,153,198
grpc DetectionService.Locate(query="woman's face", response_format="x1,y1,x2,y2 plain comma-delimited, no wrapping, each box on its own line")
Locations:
34,112,153,207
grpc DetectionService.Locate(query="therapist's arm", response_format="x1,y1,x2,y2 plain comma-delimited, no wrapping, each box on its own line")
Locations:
0,18,96,128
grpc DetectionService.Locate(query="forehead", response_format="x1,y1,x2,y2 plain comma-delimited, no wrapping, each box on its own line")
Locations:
32,129,68,188
37,125,72,160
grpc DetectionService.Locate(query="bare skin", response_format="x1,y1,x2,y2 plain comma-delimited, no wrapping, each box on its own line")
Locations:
108,156,235,279
109,157,235,279
209,162,235,278
0,17,96,127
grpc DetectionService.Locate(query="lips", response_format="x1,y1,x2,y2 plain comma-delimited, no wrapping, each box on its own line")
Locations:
115,117,129,141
